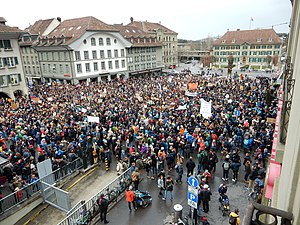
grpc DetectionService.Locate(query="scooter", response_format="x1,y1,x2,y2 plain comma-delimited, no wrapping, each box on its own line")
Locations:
134,190,152,208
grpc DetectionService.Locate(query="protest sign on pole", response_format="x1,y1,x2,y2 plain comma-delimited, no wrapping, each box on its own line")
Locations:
87,116,99,123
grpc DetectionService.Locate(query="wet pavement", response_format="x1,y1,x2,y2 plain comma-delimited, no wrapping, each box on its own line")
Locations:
99,157,250,225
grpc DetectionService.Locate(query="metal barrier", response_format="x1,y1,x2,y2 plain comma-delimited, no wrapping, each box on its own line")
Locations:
0,158,83,214
0,181,41,213
58,168,132,225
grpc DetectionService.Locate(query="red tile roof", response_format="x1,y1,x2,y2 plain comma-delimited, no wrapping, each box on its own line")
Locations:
0,23,23,33
36,16,118,46
128,20,177,34
25,18,55,35
213,29,282,45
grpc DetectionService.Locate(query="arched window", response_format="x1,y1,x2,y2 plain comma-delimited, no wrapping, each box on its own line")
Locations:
106,38,111,46
91,37,96,46
99,38,103,46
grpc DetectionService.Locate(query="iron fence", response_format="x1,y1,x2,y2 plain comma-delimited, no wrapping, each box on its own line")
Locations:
0,158,83,214
58,168,132,225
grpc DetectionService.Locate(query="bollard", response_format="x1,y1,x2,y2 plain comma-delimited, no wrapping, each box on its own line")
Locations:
105,158,109,171
174,204,183,223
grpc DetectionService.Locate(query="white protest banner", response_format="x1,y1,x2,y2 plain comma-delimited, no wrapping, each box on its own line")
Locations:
47,97,53,102
185,91,198,97
177,105,187,110
87,116,99,123
200,99,212,119
81,108,87,113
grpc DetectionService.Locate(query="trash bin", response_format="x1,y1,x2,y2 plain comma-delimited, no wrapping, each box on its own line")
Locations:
174,204,183,223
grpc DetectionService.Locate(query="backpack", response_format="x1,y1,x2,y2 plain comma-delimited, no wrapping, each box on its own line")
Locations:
229,215,237,225
223,161,230,170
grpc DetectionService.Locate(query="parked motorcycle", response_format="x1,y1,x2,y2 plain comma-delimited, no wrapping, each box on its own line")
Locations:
134,190,152,208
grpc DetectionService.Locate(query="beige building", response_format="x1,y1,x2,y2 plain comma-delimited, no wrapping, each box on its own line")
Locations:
128,17,178,68
269,0,300,224
113,24,163,77
19,18,61,84
212,29,282,70
0,17,28,99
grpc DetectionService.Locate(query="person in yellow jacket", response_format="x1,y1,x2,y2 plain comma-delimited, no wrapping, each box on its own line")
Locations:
229,208,240,225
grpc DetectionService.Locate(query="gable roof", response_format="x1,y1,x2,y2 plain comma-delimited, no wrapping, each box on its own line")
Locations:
128,20,177,34
0,23,23,34
26,18,55,35
43,16,118,45
213,29,282,45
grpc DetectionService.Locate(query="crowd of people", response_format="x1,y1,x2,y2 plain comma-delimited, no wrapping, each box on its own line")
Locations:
0,70,278,223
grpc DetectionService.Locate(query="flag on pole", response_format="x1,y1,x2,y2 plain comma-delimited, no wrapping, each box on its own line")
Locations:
251,17,254,21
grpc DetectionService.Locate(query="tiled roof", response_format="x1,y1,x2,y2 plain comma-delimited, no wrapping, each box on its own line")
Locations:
25,18,55,35
113,24,162,47
0,23,23,33
45,16,118,45
128,20,177,34
213,29,282,45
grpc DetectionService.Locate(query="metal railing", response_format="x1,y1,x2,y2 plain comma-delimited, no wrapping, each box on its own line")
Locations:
0,158,83,214
242,200,293,225
58,168,132,225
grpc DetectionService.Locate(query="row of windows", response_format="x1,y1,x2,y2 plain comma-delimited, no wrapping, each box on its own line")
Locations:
0,40,12,49
216,57,269,63
215,51,278,56
0,57,19,68
76,60,126,73
0,74,22,87
214,44,280,50
40,52,69,61
24,65,40,75
128,62,157,71
88,37,116,46
131,55,156,63
21,47,35,54
42,64,70,74
75,49,125,61
23,56,39,65
128,47,157,54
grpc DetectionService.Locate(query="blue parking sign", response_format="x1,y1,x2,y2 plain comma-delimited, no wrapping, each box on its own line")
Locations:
188,176,199,188
188,192,198,208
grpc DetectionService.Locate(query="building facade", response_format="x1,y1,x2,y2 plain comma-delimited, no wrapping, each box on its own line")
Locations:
114,24,163,77
212,29,282,69
0,17,28,99
19,18,61,84
270,0,300,224
128,17,178,68
32,16,132,83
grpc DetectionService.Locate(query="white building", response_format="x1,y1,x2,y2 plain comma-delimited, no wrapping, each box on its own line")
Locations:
33,16,132,83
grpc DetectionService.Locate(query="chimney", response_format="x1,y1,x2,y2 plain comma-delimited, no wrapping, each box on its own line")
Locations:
237,29,240,31
57,17,62,23
227,28,229,32
159,21,161,24
0,17,7,25
130,17,133,23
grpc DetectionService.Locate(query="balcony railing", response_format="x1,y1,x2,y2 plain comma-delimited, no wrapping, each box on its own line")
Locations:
243,201,293,225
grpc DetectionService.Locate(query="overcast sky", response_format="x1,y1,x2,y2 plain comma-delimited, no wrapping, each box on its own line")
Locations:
3,0,292,40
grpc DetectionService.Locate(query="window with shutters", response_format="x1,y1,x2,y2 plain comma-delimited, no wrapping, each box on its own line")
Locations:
101,61,106,70
114,49,118,58
75,51,81,61
84,51,89,60
121,49,125,57
0,75,8,86
93,62,98,71
108,61,113,69
0,58,3,68
107,50,112,58
10,74,19,85
121,59,125,68
92,50,97,59
115,60,119,69
85,63,90,72
100,50,105,59
76,64,82,73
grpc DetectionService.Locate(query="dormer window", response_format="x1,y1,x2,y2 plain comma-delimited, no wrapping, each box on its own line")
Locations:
149,37,152,43
257,38,262,42
61,35,65,43
138,37,140,43
268,37,273,42
130,37,134,43
53,36,57,43
231,39,235,43
144,37,146,43
222,40,226,43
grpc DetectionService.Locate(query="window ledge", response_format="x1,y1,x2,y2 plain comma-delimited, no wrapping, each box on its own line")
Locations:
4,48,13,52
8,66,17,69
0,67,4,70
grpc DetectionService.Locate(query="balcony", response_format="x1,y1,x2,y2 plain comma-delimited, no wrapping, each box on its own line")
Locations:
243,201,293,225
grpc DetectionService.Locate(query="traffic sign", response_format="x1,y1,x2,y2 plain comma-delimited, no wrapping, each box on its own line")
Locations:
187,192,198,208
188,176,199,188
188,186,198,196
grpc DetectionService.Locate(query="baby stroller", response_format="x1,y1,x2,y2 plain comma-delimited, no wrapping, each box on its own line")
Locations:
219,194,230,216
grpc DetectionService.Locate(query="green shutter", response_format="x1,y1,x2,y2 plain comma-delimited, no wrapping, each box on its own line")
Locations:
0,40,3,48
18,74,22,82
3,58,7,66
14,57,18,65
